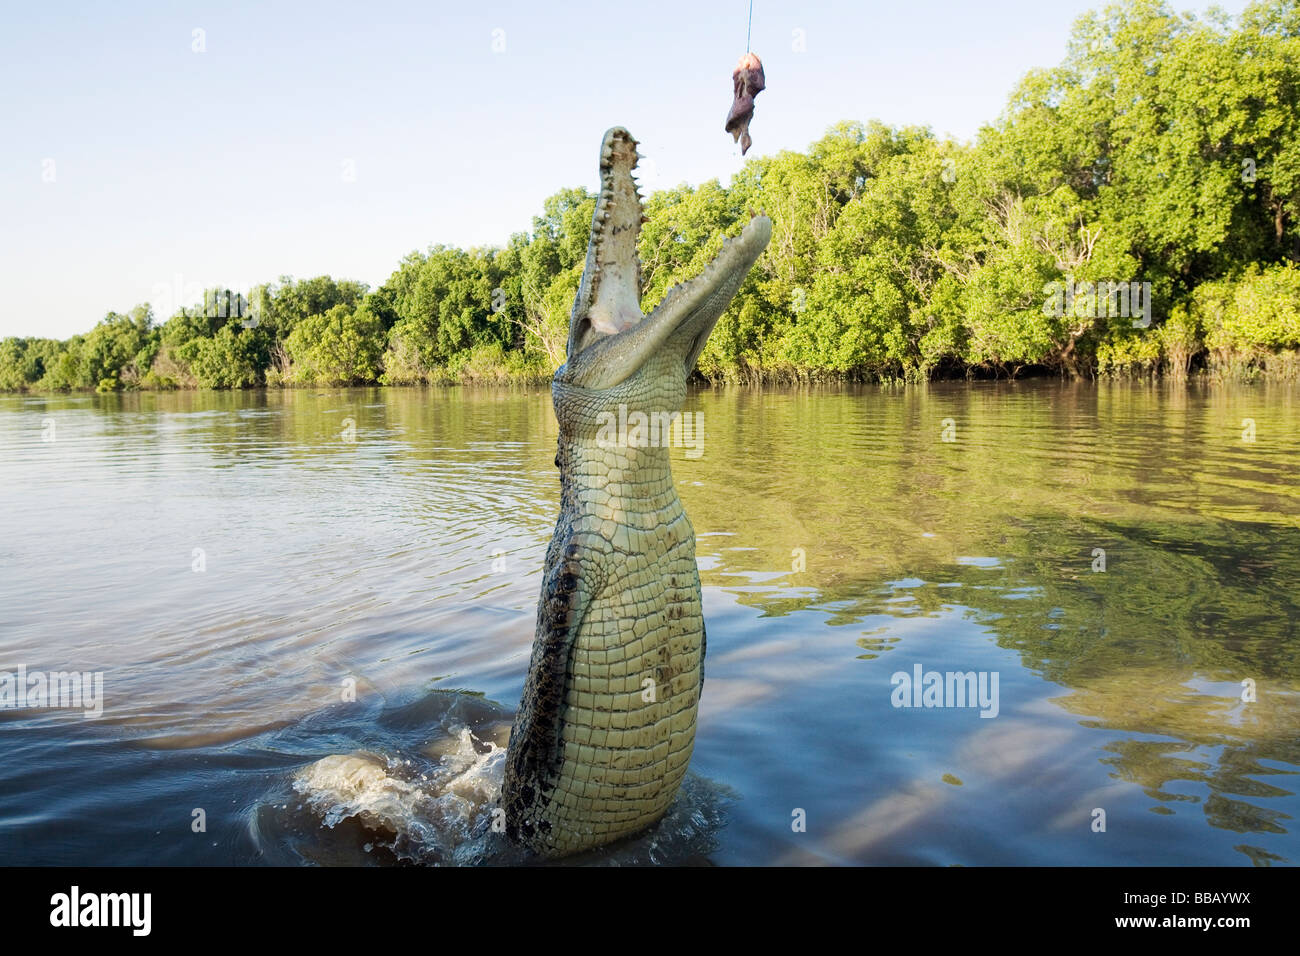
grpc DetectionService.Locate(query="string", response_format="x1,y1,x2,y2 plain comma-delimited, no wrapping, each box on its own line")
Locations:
746,0,753,52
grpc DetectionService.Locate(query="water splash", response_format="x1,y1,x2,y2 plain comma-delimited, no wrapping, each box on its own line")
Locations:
293,726,507,864
252,692,735,866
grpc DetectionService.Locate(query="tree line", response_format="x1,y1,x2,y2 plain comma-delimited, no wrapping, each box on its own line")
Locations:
3,0,1298,393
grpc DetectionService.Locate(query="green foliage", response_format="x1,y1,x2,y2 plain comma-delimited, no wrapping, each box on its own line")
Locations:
259,276,368,340
1198,263,1300,382
178,324,268,388
0,339,30,391
38,337,88,390
284,303,384,385
0,337,62,389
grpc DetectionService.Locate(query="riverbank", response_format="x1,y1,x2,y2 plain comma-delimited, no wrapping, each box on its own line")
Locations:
6,3,1299,398
3,344,1298,393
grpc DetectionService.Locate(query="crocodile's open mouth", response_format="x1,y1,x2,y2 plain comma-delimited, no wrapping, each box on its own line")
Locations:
560,127,771,391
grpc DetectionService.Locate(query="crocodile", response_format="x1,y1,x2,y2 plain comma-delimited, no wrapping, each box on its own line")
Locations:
501,126,771,857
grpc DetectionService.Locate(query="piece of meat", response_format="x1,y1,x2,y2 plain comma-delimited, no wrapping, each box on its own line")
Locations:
725,52,765,155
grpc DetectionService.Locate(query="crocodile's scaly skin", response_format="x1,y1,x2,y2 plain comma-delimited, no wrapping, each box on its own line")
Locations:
502,127,769,858
505,354,703,855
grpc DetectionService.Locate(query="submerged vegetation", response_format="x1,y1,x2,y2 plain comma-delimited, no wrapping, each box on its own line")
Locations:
4,0,1299,393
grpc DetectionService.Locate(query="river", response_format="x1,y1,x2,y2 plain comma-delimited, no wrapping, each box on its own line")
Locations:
1,381,1296,865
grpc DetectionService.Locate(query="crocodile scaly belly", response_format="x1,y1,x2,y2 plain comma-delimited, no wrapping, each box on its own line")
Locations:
531,507,703,855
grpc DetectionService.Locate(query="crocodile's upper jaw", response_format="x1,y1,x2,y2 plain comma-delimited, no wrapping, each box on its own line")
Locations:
559,127,772,392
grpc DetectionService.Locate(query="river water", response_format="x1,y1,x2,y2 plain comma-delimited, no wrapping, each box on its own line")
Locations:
1,381,1296,865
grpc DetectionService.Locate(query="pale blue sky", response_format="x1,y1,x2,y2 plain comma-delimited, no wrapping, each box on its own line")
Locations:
0,0,1250,338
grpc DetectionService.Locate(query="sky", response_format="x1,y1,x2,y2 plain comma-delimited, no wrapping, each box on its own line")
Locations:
0,0,1254,339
